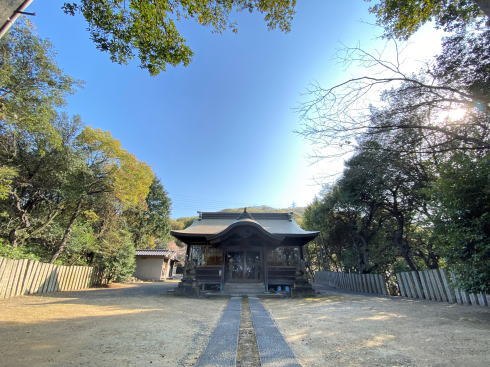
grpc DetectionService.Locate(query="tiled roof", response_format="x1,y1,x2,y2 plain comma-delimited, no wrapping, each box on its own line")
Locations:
200,212,292,220
135,249,177,259
172,211,317,236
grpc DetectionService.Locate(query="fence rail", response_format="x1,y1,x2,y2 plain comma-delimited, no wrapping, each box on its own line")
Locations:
315,271,388,295
315,269,488,307
396,269,488,307
0,256,104,299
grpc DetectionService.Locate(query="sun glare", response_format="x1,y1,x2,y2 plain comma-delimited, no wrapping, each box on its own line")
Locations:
440,106,468,123
447,107,467,122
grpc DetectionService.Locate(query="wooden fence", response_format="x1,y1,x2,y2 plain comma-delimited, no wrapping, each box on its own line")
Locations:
396,269,488,307
0,256,104,299
315,271,389,295
315,269,488,307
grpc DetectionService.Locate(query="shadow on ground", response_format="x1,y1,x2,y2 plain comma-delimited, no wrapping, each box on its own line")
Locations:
0,282,227,367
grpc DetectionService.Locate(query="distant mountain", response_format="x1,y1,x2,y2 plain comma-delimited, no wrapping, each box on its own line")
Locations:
219,205,305,218
173,205,306,227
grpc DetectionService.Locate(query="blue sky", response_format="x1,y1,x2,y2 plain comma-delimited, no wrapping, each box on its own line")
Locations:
25,1,437,218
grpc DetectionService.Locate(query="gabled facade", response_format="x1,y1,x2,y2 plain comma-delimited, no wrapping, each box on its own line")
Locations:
171,209,319,296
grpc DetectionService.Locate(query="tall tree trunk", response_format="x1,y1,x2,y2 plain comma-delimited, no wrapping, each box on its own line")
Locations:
9,190,31,248
50,200,82,263
394,216,418,271
355,234,369,273
8,228,18,247
400,240,418,271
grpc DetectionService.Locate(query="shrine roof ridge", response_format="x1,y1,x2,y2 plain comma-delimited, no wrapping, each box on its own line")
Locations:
199,211,292,220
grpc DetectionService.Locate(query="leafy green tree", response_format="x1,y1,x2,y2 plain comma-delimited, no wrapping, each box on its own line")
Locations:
0,21,167,282
76,126,155,210
367,0,488,39
343,139,434,271
172,216,198,229
304,182,391,275
62,0,296,75
125,177,172,248
0,166,17,200
303,195,358,273
303,130,441,277
0,19,78,145
431,151,490,292
49,126,155,262
300,1,489,292
93,223,136,282
0,114,81,249
170,218,185,230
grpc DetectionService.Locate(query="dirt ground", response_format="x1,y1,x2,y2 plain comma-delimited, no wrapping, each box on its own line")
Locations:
0,282,227,367
1,283,489,367
263,289,490,367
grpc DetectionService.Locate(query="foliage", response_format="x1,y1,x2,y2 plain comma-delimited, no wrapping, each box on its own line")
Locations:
62,0,296,75
0,19,79,145
0,166,17,200
170,218,186,230
60,222,98,264
95,227,136,283
172,216,197,229
367,0,486,39
431,151,490,292
77,126,155,210
0,22,171,282
0,239,41,260
126,177,172,248
303,137,433,276
301,21,489,292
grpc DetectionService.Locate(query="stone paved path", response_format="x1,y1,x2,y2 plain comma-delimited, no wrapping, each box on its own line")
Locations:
249,297,301,367
195,297,242,367
196,296,301,367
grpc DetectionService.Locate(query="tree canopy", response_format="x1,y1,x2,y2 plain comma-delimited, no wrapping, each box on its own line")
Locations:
303,123,489,292
0,20,79,144
367,0,489,39
0,21,172,281
61,0,296,75
301,5,489,292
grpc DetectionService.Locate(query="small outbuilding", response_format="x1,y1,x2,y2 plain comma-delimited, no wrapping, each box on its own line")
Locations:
134,249,178,281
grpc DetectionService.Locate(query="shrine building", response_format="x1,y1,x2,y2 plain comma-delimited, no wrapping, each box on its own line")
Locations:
171,209,319,296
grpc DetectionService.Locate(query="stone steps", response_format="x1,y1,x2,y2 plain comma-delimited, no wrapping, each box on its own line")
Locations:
201,282,273,297
203,291,284,298
223,283,265,294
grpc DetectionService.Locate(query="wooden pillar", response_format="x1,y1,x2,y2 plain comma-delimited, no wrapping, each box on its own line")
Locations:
184,244,191,275
169,260,174,277
164,258,172,279
263,248,269,292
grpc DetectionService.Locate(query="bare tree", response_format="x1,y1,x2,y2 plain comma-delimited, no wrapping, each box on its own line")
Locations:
298,29,490,157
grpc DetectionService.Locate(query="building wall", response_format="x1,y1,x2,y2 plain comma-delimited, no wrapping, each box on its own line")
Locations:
134,256,167,281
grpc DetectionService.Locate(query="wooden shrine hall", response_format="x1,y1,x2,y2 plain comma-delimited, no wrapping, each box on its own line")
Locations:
171,209,319,296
